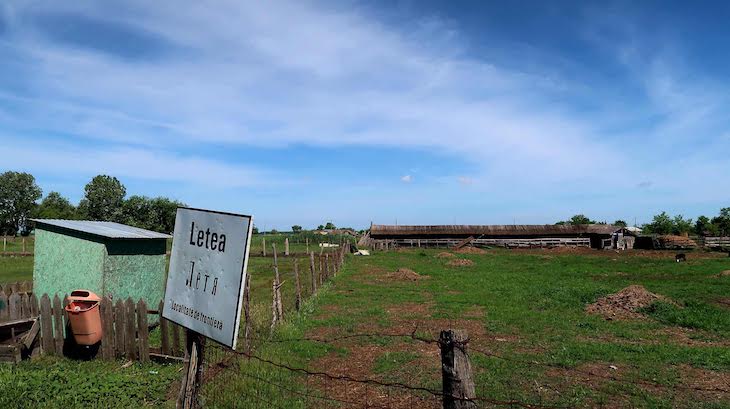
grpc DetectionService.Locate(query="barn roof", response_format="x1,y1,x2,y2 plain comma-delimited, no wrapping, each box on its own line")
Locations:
370,224,619,237
32,219,171,240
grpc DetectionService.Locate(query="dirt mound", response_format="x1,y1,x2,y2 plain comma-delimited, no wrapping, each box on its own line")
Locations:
586,285,668,320
385,268,426,281
447,259,475,267
455,246,487,254
435,252,455,258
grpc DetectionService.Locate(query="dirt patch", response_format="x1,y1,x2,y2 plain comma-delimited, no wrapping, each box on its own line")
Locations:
385,301,434,317
719,270,730,277
435,252,455,258
586,285,670,320
446,258,475,267
677,365,730,402
455,246,487,254
716,298,730,309
384,268,428,281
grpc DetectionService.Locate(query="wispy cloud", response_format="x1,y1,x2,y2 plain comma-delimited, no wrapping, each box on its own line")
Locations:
400,175,413,183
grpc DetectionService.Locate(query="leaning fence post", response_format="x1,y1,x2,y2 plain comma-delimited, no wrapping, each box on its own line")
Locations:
309,252,317,294
243,272,252,353
440,329,476,409
294,258,302,311
178,330,206,409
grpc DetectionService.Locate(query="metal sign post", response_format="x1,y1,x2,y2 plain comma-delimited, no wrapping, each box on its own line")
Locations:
163,207,253,408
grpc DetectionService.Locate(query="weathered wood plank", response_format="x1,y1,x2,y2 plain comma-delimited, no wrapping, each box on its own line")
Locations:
8,292,21,321
0,291,8,322
115,299,126,358
21,293,30,319
125,298,137,361
137,299,149,363
171,322,181,357
101,296,114,360
52,295,64,355
294,259,302,311
30,294,39,317
40,294,54,354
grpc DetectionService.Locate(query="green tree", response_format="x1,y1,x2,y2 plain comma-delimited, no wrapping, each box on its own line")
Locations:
672,215,693,235
34,192,77,220
695,215,718,236
613,220,627,227
0,171,42,235
316,225,324,230
79,175,126,221
569,214,592,225
252,225,259,234
643,211,674,235
118,196,183,233
291,225,303,233
324,222,336,229
711,207,730,235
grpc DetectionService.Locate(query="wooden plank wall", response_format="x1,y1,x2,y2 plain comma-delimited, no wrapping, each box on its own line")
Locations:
1,292,183,362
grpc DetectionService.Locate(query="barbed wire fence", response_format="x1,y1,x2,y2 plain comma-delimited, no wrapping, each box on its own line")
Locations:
188,242,730,408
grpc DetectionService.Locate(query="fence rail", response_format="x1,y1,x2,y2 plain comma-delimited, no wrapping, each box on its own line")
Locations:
705,236,730,248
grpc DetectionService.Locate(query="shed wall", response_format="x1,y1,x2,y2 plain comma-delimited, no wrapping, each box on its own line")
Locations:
33,228,106,298
103,239,167,305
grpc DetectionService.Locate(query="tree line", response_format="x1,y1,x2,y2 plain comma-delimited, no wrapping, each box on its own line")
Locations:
0,171,184,235
556,210,730,236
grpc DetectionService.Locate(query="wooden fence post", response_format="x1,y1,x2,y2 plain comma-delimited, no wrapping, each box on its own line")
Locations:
137,299,149,363
8,292,20,321
52,295,64,355
101,296,114,360
440,330,476,409
294,259,302,311
309,252,317,294
159,300,170,355
262,237,266,256
285,238,290,256
306,238,309,253
30,294,39,318
318,255,324,285
171,323,181,357
40,294,54,354
272,244,283,323
178,331,206,409
243,273,252,353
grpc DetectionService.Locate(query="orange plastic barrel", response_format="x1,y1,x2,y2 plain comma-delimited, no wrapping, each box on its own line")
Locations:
64,290,103,345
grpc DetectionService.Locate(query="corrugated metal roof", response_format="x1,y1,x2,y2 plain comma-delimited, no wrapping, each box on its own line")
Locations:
370,224,620,237
31,219,171,239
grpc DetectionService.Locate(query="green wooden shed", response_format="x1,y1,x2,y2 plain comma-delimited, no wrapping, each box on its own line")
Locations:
31,219,170,305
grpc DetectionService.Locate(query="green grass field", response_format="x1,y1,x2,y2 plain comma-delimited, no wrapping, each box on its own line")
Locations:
3,247,729,408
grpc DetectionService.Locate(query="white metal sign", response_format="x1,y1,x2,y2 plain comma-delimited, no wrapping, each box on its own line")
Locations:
162,207,253,349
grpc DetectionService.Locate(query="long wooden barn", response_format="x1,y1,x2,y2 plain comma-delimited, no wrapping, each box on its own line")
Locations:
364,224,631,250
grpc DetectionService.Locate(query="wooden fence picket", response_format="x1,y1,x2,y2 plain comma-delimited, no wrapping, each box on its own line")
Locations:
125,298,137,361
52,295,64,355
8,292,21,320
39,294,54,354
115,299,126,358
21,293,30,319
100,297,114,360
0,291,8,322
30,294,39,317
137,300,149,363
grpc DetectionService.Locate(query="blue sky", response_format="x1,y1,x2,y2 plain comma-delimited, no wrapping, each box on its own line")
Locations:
1,1,728,230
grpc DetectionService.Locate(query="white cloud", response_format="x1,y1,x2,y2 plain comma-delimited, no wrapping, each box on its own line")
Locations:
400,175,413,183
457,176,474,185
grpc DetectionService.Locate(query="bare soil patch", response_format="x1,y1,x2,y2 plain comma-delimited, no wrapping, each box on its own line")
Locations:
719,270,730,277
455,246,487,254
435,252,455,258
446,259,475,267
586,285,670,320
716,297,730,309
